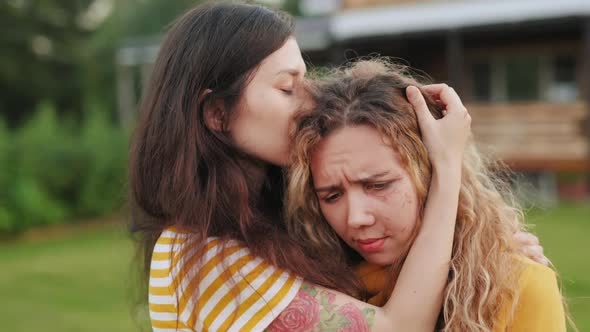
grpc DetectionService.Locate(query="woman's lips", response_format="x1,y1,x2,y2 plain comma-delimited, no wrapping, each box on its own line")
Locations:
356,237,386,253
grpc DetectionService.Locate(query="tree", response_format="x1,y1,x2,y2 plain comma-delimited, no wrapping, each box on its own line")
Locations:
0,0,97,125
0,0,298,127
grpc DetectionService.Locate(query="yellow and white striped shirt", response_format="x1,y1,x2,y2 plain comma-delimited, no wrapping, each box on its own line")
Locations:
149,229,303,332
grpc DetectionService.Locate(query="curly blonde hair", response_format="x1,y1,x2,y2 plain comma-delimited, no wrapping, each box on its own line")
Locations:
286,59,535,331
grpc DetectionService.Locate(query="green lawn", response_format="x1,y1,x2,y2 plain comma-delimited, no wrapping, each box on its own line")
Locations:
0,203,588,331
0,226,141,332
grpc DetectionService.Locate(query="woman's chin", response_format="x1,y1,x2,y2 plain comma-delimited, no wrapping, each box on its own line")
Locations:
362,253,397,266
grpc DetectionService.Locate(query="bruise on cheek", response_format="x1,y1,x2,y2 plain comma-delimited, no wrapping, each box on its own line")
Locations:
376,182,400,202
401,191,414,209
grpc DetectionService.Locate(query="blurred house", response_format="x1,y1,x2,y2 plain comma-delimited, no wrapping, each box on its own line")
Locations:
117,0,590,201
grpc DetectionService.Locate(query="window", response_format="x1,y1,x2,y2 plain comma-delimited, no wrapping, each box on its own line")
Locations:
505,56,540,101
469,53,578,103
548,56,578,102
471,62,492,102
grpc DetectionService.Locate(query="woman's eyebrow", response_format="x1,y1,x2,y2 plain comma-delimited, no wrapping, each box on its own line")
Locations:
356,171,391,182
314,171,392,192
315,184,340,193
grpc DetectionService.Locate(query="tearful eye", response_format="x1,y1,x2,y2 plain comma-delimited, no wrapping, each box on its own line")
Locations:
367,182,391,191
324,192,341,203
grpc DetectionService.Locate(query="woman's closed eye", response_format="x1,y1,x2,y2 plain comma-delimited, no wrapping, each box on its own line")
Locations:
280,88,293,95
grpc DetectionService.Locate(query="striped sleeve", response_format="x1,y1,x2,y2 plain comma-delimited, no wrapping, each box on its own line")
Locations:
148,229,303,332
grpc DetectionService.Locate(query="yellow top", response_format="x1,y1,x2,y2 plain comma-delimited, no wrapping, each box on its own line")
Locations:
355,257,566,331
494,257,566,332
148,228,302,332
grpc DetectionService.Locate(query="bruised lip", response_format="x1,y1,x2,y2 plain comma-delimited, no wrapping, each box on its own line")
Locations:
356,237,386,253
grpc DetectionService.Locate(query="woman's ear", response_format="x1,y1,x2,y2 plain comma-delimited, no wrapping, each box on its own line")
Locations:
201,89,226,132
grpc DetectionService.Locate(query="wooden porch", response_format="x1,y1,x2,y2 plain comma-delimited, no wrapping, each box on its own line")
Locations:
468,102,589,171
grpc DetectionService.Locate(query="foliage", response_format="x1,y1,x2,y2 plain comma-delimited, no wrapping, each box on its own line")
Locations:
0,103,128,234
0,0,96,125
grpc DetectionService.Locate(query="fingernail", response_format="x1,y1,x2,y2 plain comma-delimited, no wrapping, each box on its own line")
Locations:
406,86,417,98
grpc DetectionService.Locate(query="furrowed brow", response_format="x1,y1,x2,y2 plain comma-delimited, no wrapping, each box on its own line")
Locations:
355,171,391,183
314,185,340,193
314,171,391,192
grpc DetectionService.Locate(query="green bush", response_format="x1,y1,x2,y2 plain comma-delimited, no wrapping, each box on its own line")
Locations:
77,109,128,216
0,102,128,234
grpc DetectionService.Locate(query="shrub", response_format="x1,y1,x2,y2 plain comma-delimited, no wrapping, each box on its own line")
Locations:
0,102,128,235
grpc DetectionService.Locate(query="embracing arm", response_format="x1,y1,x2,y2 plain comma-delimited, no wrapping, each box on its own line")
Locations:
385,163,460,330
383,85,467,330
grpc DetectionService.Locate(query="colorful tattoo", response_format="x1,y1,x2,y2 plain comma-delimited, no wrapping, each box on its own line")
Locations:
267,283,375,332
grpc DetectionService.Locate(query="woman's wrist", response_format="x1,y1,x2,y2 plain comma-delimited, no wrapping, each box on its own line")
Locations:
431,161,462,187
431,156,463,174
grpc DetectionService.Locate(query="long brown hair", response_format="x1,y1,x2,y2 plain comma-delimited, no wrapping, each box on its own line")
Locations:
127,1,360,315
287,59,536,331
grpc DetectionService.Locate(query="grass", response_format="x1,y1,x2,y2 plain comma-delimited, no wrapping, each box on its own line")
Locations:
0,203,588,331
0,225,141,332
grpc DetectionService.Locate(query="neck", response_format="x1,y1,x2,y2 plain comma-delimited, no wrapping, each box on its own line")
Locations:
238,156,268,200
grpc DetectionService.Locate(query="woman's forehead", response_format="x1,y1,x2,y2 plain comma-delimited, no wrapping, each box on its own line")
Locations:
257,38,306,77
310,126,404,176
